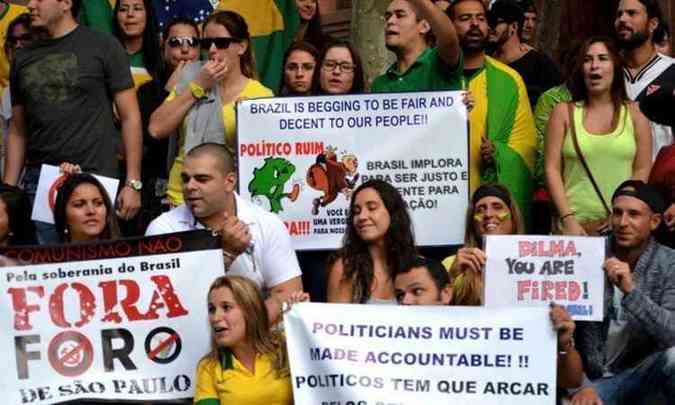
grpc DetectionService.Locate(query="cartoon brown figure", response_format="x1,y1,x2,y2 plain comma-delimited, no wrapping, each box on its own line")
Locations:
306,146,359,215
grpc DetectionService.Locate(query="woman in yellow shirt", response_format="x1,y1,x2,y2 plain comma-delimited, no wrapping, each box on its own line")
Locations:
149,11,274,206
194,275,307,405
443,183,525,306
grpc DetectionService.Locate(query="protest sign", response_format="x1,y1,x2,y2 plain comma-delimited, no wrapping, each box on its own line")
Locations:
484,235,606,321
237,92,469,250
31,164,120,224
0,231,223,404
284,303,556,405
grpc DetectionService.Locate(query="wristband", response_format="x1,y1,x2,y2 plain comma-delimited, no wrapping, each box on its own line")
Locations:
560,212,576,221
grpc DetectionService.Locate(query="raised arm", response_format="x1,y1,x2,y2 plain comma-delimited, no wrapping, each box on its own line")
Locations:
408,0,461,67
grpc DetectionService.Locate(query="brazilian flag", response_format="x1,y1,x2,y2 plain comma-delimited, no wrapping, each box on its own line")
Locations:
218,0,299,92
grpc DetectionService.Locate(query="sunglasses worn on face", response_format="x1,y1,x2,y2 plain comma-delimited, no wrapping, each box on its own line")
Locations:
167,36,199,48
200,37,240,50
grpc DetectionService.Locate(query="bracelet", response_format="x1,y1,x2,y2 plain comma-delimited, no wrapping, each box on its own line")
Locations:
560,212,576,221
558,337,575,355
222,250,237,261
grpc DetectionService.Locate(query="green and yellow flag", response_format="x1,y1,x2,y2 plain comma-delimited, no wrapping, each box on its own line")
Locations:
467,56,537,228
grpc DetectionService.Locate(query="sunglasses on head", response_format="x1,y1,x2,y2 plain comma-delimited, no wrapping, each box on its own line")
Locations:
167,36,199,48
200,37,240,50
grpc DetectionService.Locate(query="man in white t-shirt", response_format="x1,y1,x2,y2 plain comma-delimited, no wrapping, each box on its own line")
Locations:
146,143,303,323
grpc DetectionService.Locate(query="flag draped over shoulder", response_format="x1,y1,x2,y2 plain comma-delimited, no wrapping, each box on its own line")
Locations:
217,0,299,92
468,56,536,226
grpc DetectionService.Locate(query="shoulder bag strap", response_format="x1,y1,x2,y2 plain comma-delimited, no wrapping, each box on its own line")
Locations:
567,103,612,216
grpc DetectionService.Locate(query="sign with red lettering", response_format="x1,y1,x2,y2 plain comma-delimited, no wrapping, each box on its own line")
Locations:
237,92,470,250
0,231,223,403
483,235,606,321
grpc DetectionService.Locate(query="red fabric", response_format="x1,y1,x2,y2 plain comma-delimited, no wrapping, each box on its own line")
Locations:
649,145,675,203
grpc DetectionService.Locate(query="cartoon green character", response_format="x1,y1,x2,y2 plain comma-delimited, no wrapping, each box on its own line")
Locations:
248,157,300,213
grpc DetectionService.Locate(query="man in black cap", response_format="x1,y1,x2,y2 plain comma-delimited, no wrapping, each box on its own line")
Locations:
570,180,675,404
487,0,561,107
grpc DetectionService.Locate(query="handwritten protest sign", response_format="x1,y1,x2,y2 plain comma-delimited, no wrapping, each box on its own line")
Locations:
237,92,469,250
484,235,606,321
284,303,556,405
0,231,223,404
31,164,120,224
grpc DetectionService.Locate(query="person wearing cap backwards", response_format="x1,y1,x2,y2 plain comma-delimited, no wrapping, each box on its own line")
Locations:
487,0,561,107
569,180,675,405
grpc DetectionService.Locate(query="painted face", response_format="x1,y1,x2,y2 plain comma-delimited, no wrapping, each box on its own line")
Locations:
117,0,147,39
202,22,246,67
181,153,234,221
473,196,514,237
0,198,9,245
384,0,428,51
208,287,247,348
352,187,391,244
320,46,355,94
522,11,537,42
395,266,451,305
611,195,660,250
452,0,489,53
615,0,652,50
65,183,108,242
583,41,614,95
27,0,65,30
284,49,316,95
296,0,317,21
164,23,199,69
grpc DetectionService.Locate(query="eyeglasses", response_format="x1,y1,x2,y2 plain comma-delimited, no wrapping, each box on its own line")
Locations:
200,37,240,50
167,36,199,48
285,62,316,72
321,59,355,72
7,33,32,44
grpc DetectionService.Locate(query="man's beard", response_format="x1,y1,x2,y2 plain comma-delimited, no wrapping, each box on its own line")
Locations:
616,25,650,51
460,29,487,53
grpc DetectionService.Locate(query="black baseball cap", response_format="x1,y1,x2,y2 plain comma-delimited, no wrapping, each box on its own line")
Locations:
612,180,666,214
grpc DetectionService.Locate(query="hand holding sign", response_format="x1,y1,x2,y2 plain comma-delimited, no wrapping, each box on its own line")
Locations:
549,303,575,351
455,247,486,274
604,257,634,294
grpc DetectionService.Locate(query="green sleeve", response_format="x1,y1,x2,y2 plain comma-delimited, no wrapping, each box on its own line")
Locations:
79,0,114,34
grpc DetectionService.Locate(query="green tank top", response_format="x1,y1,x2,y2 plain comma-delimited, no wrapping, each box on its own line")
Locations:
562,102,635,222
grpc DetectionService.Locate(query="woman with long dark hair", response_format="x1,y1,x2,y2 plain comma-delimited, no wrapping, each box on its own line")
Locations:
294,0,327,52
312,40,366,95
0,184,36,246
53,173,120,243
326,179,417,303
545,36,652,236
113,0,162,87
279,41,318,96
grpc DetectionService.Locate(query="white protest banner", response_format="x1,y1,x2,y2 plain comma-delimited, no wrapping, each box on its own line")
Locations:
237,92,469,250
284,303,556,405
0,231,223,404
31,164,120,224
484,235,606,321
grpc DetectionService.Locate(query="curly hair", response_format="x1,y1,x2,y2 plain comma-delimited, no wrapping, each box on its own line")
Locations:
330,179,417,303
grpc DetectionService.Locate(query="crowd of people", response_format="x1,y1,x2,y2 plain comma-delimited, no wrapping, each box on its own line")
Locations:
0,0,674,404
